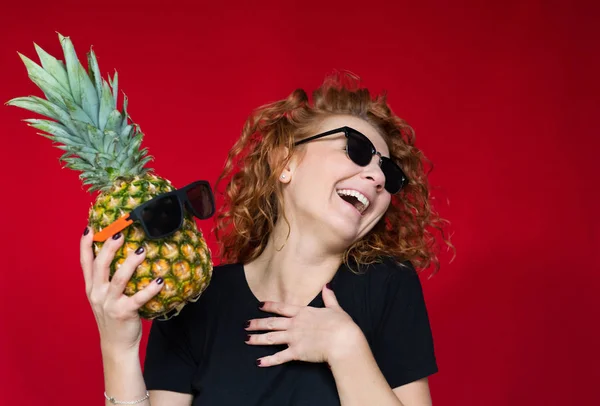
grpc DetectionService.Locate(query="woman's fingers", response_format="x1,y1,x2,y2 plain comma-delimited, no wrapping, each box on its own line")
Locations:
256,348,295,367
245,331,289,346
245,317,291,331
106,246,147,301
130,278,165,309
80,226,95,294
259,301,301,317
92,232,124,286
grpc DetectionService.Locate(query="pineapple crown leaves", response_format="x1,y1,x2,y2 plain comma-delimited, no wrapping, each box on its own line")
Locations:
5,33,154,192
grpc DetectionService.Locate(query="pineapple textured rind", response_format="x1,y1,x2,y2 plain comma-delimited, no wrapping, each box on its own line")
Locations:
90,174,213,320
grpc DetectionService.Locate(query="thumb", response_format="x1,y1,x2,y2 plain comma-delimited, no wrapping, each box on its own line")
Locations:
322,283,340,308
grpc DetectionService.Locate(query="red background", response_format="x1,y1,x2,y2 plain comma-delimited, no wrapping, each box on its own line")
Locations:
1,1,598,405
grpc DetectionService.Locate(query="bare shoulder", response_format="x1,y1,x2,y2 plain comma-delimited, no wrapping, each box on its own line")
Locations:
393,377,433,406
149,390,193,406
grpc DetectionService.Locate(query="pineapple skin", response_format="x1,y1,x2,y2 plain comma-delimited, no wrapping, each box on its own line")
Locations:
88,173,213,320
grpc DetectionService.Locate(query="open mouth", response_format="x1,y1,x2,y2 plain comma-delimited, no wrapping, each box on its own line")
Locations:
336,189,370,215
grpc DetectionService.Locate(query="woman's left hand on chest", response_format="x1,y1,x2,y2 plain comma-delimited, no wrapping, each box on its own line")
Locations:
244,284,364,367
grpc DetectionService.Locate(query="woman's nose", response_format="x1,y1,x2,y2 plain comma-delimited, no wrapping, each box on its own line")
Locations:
361,155,386,191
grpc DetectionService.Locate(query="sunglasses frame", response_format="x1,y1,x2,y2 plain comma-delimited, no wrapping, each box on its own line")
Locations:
92,180,215,242
294,126,409,193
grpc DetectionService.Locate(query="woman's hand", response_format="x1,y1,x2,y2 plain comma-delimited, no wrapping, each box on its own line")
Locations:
80,227,164,354
244,284,364,367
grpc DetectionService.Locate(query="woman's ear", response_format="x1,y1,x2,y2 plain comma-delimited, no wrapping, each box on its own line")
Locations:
279,169,291,183
269,146,293,183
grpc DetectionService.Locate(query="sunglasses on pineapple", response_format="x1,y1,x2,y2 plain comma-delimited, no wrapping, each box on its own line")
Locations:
294,126,409,194
92,180,215,242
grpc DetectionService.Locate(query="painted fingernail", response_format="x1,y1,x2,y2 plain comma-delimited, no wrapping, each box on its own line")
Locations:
258,301,265,308
256,359,262,366
326,282,332,290
83,227,89,236
156,278,164,285
244,320,250,328
245,334,251,342
135,247,145,255
112,232,122,240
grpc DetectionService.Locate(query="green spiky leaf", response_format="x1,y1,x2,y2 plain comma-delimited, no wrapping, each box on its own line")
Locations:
17,52,72,111
87,48,103,101
98,80,114,131
6,96,58,120
24,118,80,144
34,43,70,91
7,33,152,191
86,125,106,152
63,97,95,126
102,130,119,154
109,71,118,108
104,110,123,134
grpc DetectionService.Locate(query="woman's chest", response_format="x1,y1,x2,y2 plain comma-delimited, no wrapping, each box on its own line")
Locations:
190,309,341,406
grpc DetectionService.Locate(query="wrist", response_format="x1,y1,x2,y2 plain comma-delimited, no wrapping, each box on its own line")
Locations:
101,346,148,406
327,322,369,366
101,341,141,362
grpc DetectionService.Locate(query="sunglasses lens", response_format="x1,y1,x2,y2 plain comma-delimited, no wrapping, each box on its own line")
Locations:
186,183,215,219
381,158,406,194
141,195,182,238
346,131,373,166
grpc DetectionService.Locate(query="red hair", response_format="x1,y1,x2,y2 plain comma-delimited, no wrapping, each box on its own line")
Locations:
214,72,454,274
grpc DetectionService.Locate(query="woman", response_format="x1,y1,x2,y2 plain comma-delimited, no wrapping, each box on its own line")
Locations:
81,72,452,406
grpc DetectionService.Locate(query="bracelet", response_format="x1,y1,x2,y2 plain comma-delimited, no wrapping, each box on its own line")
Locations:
104,390,150,405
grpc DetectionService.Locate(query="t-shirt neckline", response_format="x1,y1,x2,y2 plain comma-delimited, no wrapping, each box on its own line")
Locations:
238,262,344,308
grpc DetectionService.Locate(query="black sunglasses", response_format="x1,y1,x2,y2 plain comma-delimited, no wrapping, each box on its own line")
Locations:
93,180,215,241
294,126,409,194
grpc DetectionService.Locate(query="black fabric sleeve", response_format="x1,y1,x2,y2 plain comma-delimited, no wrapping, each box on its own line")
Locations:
143,307,198,394
372,261,438,388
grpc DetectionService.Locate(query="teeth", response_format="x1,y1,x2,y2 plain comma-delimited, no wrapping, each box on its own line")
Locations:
336,189,370,213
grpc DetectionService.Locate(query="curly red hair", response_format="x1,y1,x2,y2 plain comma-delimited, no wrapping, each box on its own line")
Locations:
214,72,454,275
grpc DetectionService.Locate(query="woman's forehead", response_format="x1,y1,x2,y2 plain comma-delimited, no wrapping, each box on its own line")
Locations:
316,115,390,156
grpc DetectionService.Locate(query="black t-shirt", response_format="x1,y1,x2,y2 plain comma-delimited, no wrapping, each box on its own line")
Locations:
143,258,438,405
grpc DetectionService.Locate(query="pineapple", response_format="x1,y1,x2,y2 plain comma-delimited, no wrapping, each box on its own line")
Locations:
6,33,213,320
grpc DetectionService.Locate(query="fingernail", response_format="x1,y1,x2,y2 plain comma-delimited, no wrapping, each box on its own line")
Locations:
258,301,265,308
245,334,251,342
244,320,250,328
156,278,164,285
135,247,145,255
326,282,332,290
83,227,89,236
256,359,262,366
112,232,122,240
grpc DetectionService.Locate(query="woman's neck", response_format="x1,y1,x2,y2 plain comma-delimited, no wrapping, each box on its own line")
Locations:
243,223,343,306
